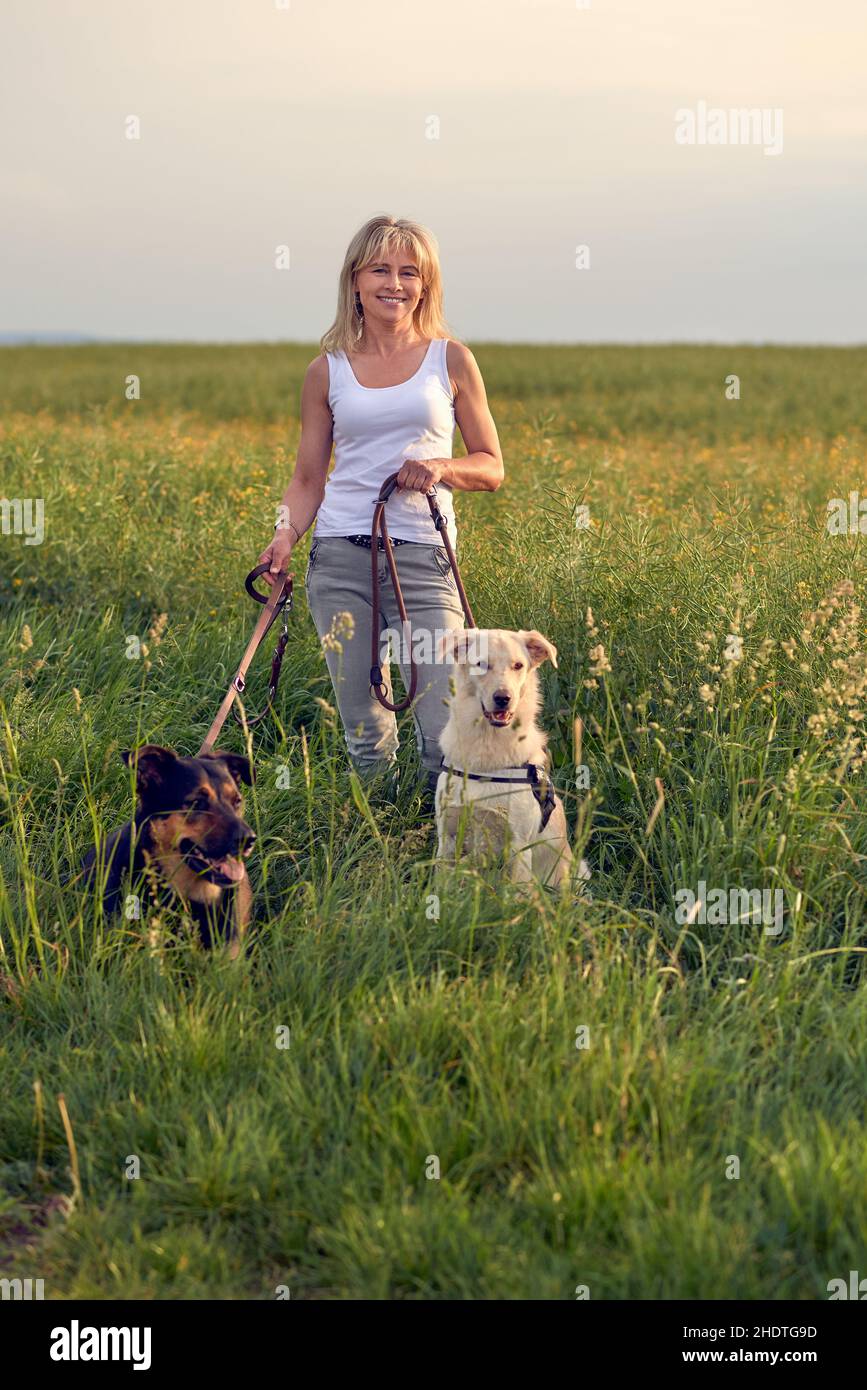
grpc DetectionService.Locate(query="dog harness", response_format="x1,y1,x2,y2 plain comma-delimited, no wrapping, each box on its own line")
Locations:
440,761,558,831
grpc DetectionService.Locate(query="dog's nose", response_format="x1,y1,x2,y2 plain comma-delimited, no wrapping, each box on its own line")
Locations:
233,823,256,852
492,690,511,710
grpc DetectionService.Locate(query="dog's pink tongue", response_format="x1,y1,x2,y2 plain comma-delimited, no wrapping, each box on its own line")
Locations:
213,856,245,882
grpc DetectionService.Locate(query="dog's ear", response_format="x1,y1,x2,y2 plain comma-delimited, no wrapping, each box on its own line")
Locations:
520,630,558,669
437,629,487,665
204,750,255,787
121,744,178,795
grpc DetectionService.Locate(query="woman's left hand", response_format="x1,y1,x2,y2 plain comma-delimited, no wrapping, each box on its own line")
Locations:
396,457,449,492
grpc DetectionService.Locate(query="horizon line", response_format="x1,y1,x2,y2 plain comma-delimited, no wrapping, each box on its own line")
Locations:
1,336,866,350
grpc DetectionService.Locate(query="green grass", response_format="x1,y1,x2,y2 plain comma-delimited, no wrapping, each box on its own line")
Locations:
2,343,867,1299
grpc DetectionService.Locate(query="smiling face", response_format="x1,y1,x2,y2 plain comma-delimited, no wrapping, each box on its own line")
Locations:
447,630,559,728
123,745,255,891
353,251,425,328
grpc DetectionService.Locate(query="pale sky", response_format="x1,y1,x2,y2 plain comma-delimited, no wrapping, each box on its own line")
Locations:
1,0,865,343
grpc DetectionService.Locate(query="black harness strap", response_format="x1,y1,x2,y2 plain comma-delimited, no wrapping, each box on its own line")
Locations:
441,761,558,831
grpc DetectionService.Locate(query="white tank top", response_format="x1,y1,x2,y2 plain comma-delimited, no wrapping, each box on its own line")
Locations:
316,337,457,543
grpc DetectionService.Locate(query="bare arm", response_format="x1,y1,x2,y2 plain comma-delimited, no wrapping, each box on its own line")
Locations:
257,355,333,583
396,341,504,494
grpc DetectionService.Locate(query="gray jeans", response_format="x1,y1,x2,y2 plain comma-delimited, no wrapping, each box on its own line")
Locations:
305,537,465,785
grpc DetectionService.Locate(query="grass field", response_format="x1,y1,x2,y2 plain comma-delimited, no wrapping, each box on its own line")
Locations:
2,343,867,1299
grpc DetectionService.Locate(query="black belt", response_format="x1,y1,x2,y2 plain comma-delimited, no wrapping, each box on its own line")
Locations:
344,534,410,550
440,761,558,831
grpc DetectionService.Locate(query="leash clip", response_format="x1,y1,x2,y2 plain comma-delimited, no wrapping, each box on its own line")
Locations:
233,674,246,694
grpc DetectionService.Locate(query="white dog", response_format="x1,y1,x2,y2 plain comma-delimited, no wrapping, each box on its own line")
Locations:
435,628,586,889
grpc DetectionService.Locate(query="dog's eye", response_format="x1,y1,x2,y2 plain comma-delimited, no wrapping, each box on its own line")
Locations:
512,661,524,671
187,795,210,813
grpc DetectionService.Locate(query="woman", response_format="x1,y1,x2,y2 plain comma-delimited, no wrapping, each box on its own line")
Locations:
257,214,504,798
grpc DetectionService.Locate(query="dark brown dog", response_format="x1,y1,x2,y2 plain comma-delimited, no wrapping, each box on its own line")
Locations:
82,745,255,955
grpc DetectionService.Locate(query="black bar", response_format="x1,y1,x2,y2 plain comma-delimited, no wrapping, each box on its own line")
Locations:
6,1298,862,1374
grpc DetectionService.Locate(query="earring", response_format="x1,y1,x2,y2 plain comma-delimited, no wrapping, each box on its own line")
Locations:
354,292,363,316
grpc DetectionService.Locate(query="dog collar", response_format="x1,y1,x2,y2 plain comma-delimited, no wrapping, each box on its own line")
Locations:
440,761,557,831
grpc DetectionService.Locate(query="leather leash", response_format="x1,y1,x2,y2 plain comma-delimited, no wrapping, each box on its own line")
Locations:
197,562,293,756
369,472,476,712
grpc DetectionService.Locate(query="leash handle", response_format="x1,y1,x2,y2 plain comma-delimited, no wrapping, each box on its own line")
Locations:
245,560,293,608
376,473,402,506
197,564,293,755
369,473,476,713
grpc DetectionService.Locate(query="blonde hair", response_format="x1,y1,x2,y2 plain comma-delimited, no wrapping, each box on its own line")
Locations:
320,214,453,355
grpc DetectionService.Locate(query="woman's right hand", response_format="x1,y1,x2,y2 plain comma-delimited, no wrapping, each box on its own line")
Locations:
256,529,295,587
